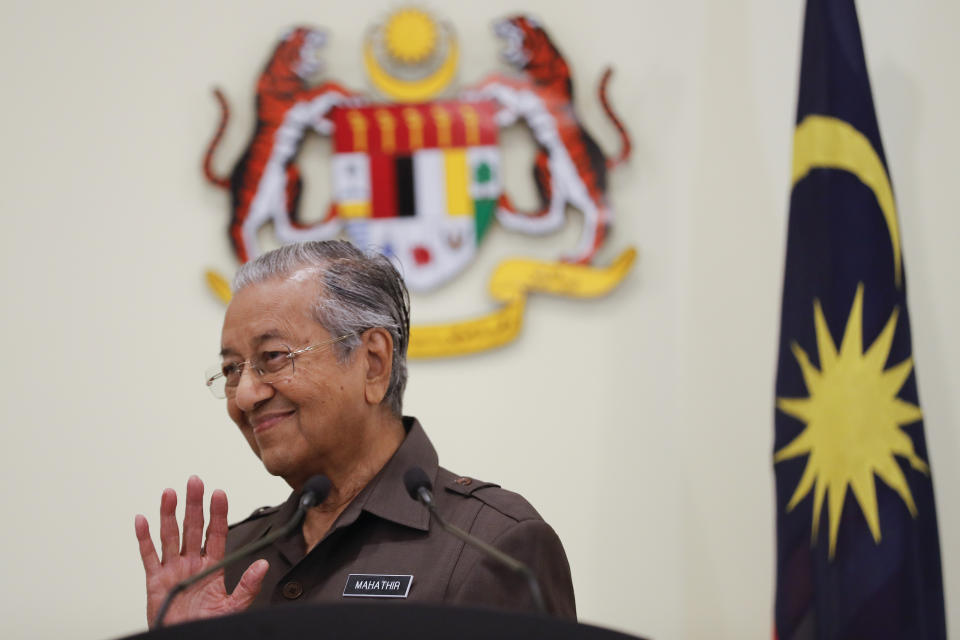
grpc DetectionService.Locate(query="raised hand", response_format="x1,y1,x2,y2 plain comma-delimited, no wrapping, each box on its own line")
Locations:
134,476,269,627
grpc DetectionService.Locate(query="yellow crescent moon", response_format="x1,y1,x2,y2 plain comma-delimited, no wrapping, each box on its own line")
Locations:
364,36,459,102
792,115,903,287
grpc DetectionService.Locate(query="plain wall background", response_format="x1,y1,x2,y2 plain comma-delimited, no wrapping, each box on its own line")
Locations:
0,1,957,638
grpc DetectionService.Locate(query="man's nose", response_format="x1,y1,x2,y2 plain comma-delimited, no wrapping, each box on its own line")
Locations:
233,365,275,411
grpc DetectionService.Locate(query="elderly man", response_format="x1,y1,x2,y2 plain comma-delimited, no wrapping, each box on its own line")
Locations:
134,241,575,627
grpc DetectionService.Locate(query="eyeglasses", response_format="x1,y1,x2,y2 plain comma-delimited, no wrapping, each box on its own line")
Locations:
205,334,354,399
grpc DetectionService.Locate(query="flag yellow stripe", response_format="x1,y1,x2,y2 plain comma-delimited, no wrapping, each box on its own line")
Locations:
347,111,368,151
444,149,470,216
338,202,371,218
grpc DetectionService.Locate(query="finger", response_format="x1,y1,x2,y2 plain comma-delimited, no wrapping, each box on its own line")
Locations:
229,559,269,611
181,476,205,556
134,514,160,574
158,488,180,564
204,489,229,561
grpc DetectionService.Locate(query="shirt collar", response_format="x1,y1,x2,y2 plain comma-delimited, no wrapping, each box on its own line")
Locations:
267,416,437,564
353,416,436,532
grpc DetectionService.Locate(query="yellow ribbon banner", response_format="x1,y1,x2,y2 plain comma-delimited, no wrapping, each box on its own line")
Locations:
409,247,637,358
205,247,636,358
206,269,232,304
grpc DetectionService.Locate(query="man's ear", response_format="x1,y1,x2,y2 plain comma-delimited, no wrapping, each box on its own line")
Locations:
361,328,394,405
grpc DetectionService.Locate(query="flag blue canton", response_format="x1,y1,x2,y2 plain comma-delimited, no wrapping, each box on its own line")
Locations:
773,2,946,639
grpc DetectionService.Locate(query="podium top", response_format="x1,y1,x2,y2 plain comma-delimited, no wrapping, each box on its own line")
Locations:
118,603,647,640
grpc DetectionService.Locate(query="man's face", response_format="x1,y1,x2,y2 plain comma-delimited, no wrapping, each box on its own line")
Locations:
219,274,370,487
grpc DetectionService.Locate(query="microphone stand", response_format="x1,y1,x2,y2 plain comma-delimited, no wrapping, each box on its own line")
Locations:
415,486,547,614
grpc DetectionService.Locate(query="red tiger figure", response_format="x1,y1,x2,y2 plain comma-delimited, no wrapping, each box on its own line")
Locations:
204,27,357,263
469,15,631,264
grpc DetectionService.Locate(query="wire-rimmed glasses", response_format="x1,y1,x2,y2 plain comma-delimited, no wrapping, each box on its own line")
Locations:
205,334,354,398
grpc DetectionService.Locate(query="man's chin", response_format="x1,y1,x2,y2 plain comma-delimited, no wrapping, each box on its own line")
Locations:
258,450,294,479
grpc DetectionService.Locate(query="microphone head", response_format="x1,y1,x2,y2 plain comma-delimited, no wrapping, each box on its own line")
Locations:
300,474,332,508
403,466,432,501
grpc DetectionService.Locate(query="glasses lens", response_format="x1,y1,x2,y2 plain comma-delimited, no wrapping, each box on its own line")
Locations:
204,365,227,399
259,347,294,384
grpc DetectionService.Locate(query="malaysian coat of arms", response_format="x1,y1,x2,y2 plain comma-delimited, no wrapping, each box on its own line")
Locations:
202,9,635,357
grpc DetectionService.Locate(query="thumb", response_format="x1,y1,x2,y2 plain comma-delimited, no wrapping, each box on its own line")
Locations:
228,559,269,610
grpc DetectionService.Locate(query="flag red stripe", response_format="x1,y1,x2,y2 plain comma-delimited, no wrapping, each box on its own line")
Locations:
370,153,396,218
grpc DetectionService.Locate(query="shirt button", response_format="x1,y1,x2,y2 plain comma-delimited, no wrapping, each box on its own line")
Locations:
455,477,472,486
282,581,303,599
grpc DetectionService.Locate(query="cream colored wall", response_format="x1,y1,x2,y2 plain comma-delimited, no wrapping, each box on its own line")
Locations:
0,1,957,638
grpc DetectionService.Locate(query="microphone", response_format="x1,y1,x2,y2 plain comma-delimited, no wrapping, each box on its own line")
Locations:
154,474,332,628
402,467,546,614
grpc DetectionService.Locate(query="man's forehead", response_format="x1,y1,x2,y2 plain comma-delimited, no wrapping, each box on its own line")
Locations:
220,275,323,352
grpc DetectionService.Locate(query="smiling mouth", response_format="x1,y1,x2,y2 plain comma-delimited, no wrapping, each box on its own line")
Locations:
251,410,295,434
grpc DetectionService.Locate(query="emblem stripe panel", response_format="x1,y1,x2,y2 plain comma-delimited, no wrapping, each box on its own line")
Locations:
413,149,444,220
395,156,415,217
444,149,471,216
370,153,396,218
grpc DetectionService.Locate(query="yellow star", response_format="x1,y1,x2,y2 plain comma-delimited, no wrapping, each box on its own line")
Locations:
776,282,927,558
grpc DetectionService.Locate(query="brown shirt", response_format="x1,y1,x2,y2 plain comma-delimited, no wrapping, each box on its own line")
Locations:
224,418,576,619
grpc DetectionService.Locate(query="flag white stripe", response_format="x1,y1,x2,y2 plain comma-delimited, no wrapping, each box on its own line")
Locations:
413,149,445,220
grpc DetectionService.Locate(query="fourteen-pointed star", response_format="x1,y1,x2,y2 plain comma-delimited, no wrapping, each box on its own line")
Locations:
775,282,928,557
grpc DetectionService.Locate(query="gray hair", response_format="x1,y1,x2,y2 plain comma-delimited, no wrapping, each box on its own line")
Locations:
233,241,410,416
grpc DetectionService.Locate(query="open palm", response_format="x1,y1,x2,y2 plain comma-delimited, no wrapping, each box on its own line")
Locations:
134,476,269,628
